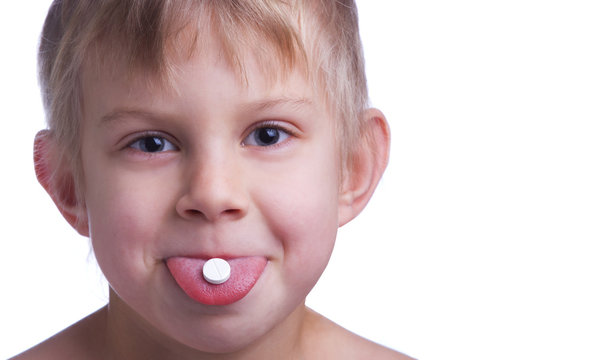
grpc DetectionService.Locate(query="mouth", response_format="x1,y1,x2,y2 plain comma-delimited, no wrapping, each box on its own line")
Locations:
166,256,268,306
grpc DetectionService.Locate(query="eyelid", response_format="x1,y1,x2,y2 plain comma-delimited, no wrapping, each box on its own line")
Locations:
246,120,298,138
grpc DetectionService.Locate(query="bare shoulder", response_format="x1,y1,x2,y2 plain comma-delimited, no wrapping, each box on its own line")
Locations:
10,307,107,360
302,308,415,360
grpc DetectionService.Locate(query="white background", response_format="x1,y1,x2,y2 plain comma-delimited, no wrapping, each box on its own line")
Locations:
1,2,589,359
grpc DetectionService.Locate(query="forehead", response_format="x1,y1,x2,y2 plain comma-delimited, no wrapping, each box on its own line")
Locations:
80,11,331,124
81,38,318,118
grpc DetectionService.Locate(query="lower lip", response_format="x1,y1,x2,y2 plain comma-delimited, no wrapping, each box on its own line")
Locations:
166,256,267,306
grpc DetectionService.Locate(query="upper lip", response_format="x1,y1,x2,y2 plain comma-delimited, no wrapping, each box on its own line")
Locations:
159,231,271,261
164,253,266,261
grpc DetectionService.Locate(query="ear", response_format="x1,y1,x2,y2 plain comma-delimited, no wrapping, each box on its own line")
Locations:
34,130,89,236
338,108,390,227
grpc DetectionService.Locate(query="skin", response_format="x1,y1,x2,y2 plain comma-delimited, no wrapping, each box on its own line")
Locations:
16,38,411,360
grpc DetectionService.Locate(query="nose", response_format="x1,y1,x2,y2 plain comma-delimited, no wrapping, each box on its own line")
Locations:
176,151,248,222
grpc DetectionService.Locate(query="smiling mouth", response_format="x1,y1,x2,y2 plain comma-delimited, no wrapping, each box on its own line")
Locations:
166,256,267,306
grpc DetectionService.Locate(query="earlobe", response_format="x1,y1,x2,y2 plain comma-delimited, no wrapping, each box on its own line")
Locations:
34,130,89,236
338,108,390,227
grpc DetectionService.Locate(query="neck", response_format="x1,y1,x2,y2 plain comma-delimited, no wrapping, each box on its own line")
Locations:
104,288,308,360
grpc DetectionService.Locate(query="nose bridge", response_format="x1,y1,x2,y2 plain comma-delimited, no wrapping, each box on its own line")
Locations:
177,140,247,222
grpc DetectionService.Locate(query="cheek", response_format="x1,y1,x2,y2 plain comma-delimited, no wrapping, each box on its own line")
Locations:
254,148,341,285
83,165,175,291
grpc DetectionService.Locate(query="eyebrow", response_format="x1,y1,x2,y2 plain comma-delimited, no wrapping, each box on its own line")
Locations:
99,97,314,126
239,97,314,113
99,109,164,127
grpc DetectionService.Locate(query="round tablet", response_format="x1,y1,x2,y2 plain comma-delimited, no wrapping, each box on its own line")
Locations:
203,258,231,285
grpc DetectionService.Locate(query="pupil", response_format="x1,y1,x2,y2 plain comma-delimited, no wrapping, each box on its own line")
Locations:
143,137,163,152
257,128,279,145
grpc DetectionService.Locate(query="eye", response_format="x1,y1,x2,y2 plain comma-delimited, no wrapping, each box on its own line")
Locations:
128,135,178,153
243,124,291,147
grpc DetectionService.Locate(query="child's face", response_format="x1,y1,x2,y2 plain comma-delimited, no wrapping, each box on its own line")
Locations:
78,40,344,351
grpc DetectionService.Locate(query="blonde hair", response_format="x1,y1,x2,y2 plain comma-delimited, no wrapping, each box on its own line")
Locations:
39,0,368,191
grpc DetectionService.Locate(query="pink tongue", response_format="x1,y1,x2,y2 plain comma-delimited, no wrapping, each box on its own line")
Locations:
166,256,267,305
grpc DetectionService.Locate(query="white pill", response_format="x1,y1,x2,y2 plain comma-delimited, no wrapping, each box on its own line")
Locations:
203,258,231,284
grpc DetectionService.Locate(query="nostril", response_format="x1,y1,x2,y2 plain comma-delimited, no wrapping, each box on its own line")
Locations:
221,208,243,218
182,208,243,221
187,209,203,216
